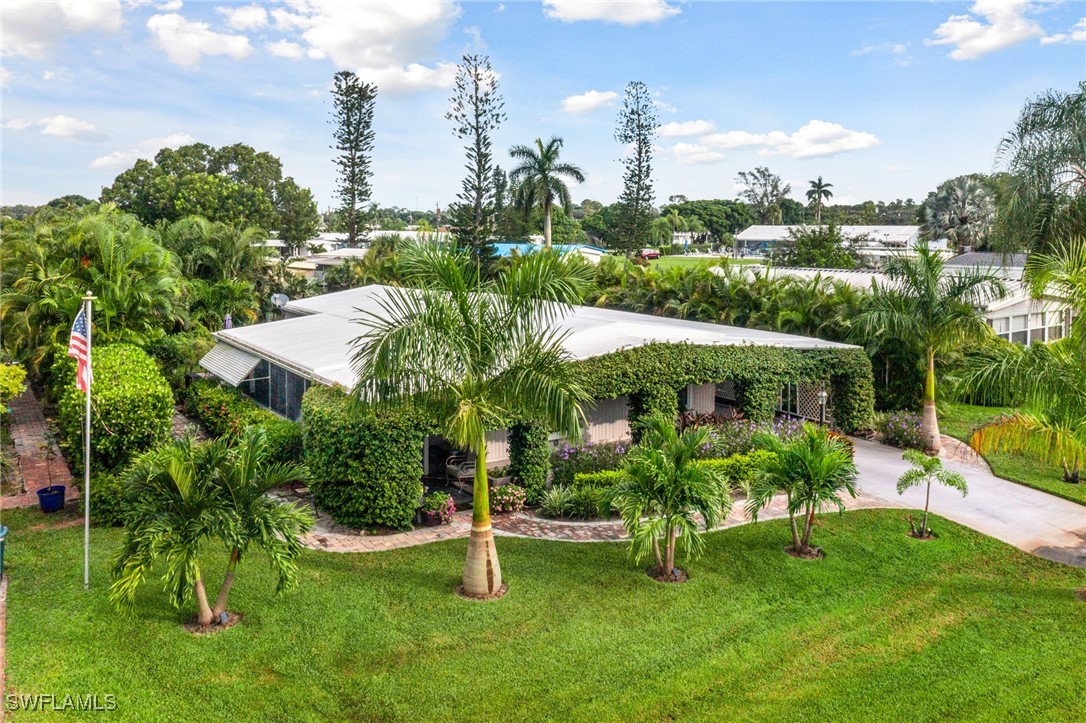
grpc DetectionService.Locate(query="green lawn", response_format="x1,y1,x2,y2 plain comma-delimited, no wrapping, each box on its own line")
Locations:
939,403,1085,505
647,255,761,269
6,506,1085,721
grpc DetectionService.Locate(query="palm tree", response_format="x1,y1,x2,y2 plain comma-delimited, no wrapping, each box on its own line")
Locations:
747,423,858,557
921,176,995,250
896,450,967,538
994,81,1086,251
350,242,593,597
508,137,585,247
957,238,1086,481
806,176,833,224
605,413,731,580
111,431,313,627
856,243,1006,452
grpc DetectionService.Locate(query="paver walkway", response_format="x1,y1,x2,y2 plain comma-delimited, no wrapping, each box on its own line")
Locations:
2,389,75,510
285,437,1086,568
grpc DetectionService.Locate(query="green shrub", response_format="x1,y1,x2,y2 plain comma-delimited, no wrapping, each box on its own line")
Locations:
89,473,128,526
572,469,627,489
551,440,629,487
56,344,174,472
302,385,433,531
876,411,927,451
0,363,27,411
183,379,302,465
540,486,573,518
508,420,550,504
145,329,214,391
699,449,778,494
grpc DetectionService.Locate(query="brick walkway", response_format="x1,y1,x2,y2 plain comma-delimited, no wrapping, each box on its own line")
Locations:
277,486,898,553
938,434,991,473
2,389,75,510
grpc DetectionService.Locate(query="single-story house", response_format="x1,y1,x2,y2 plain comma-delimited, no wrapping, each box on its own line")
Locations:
719,253,1072,346
199,284,865,469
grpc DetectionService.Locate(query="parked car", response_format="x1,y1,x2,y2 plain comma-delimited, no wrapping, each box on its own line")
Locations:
638,248,661,260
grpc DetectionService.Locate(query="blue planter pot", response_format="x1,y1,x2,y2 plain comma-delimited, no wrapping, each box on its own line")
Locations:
36,485,66,513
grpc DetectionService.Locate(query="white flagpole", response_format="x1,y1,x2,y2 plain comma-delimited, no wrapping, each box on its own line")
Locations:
83,293,95,590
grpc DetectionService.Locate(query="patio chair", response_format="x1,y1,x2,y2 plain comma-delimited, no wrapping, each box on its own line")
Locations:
445,455,476,494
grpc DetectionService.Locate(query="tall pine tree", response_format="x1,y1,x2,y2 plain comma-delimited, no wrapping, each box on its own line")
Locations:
330,71,377,248
446,54,506,267
614,81,659,254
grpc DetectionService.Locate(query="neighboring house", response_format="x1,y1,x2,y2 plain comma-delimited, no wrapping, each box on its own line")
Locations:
734,225,939,266
199,284,858,467
722,252,1072,346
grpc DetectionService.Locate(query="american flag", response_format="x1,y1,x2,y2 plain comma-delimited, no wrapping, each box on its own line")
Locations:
68,307,91,393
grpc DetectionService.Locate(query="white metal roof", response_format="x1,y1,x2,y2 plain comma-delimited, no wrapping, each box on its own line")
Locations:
736,225,920,246
199,343,261,386
205,285,856,390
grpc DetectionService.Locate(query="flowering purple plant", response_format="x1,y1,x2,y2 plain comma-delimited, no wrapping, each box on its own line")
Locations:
491,484,527,513
551,441,629,487
701,417,805,458
876,411,927,450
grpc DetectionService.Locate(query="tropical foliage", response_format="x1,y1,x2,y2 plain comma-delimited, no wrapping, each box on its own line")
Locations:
747,423,859,557
896,450,968,538
110,429,313,627
605,414,732,579
350,242,593,596
509,136,585,248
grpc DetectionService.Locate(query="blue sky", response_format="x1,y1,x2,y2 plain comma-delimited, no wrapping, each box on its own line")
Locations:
2,1,1083,214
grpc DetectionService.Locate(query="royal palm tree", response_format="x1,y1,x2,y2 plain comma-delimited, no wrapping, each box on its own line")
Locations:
896,450,968,538
856,243,1006,452
351,242,593,597
747,423,858,557
806,176,834,224
111,431,313,627
508,137,586,247
605,413,731,580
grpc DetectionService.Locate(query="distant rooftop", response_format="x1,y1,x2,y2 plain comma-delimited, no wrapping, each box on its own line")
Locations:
735,225,920,246
944,252,1027,269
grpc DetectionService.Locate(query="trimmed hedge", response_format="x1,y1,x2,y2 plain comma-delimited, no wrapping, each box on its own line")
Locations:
56,344,174,473
576,343,875,434
146,329,214,391
698,449,778,494
89,473,127,526
183,379,303,465
551,441,630,488
508,420,550,504
572,469,627,489
302,385,434,531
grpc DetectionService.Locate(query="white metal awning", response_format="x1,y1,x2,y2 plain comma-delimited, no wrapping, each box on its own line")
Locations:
199,343,261,386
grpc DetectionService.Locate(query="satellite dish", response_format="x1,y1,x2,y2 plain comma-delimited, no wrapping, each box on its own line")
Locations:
271,293,289,309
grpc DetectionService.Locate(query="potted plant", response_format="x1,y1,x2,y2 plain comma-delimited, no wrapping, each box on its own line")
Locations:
419,491,456,527
37,485,66,513
489,465,513,487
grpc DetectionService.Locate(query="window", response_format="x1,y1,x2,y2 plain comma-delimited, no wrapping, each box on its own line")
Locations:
991,317,1010,334
1029,328,1045,344
1011,330,1028,345
1049,325,1063,341
1011,315,1028,331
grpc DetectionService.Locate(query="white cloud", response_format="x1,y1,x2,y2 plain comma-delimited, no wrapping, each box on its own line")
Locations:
217,4,268,31
89,131,196,169
1041,17,1086,45
38,115,108,142
147,13,253,67
266,39,306,59
0,68,13,88
672,143,725,165
702,121,880,159
850,45,875,56
701,130,769,149
562,89,618,114
495,3,506,11
653,99,680,114
926,0,1045,60
1,1,122,59
659,120,715,138
463,25,486,52
266,1,463,95
3,118,32,130
156,0,183,10
543,0,680,25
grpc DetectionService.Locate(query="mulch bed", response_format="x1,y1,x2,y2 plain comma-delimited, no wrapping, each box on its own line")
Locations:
184,611,242,635
1075,589,1086,603
647,566,688,583
785,545,824,560
906,530,938,541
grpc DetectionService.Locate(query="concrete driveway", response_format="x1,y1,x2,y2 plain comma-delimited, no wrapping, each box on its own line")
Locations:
850,437,1086,568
